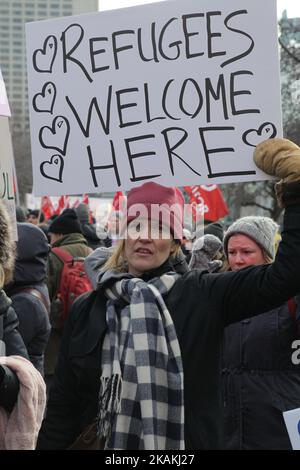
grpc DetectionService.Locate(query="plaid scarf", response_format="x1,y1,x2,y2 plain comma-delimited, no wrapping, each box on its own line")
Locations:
98,272,185,450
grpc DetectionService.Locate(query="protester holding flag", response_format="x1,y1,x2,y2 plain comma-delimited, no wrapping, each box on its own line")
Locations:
37,138,300,450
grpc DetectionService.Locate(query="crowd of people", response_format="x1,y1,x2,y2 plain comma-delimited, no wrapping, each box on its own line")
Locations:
1,137,300,450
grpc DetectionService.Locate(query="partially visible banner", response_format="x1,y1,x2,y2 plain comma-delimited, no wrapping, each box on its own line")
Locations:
184,184,229,222
0,116,17,238
283,408,300,450
0,68,11,117
41,195,56,220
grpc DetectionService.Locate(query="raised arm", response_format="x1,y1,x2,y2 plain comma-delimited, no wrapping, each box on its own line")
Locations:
201,138,300,326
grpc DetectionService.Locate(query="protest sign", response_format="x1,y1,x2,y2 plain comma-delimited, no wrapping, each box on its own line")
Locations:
26,0,281,196
0,117,17,238
283,408,300,450
0,68,11,118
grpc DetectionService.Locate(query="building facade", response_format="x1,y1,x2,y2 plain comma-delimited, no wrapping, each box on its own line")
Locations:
0,0,98,133
0,0,99,201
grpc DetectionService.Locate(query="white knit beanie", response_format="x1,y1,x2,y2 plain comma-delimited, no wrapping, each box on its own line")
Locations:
223,216,279,259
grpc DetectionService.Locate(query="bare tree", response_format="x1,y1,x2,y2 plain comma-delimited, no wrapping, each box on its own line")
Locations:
12,130,33,205
220,17,300,225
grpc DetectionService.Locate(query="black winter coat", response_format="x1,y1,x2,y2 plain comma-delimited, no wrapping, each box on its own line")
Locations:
5,223,51,375
37,205,300,450
222,298,300,450
0,289,28,411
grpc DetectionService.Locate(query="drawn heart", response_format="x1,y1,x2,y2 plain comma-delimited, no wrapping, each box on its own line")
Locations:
33,82,56,114
242,122,277,148
32,35,57,73
39,116,70,156
40,155,64,182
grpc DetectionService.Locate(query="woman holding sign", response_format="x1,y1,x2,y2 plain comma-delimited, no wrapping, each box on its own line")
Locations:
37,138,300,450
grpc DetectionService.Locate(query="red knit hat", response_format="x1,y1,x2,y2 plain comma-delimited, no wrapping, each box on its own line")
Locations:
124,182,185,239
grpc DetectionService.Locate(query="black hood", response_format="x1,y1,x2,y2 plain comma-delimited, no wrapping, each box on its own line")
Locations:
9,223,50,286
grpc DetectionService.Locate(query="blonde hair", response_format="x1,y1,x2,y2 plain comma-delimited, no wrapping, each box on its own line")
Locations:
0,200,16,283
103,239,181,273
0,265,5,289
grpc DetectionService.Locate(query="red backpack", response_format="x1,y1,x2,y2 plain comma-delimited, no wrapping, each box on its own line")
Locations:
50,247,92,330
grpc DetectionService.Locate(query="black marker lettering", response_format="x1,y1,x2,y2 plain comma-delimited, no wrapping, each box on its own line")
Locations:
198,126,255,178
161,127,201,176
222,10,254,68
207,11,226,58
0,172,14,200
125,134,161,182
66,89,112,137
137,22,159,63
116,88,142,128
158,18,182,61
112,30,135,70
162,80,180,121
182,13,205,59
144,83,166,122
87,142,121,188
179,78,203,118
89,37,110,73
60,24,93,83
230,71,260,115
205,74,228,123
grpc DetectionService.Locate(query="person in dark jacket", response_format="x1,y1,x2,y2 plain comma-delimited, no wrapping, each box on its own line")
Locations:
5,223,51,376
37,138,300,450
0,201,29,413
221,214,300,450
44,209,92,390
75,203,103,250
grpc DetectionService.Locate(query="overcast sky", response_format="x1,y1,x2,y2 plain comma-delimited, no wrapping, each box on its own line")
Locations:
99,0,300,18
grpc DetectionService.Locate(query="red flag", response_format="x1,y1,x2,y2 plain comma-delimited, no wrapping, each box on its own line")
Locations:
55,195,70,215
72,198,80,209
41,196,55,220
184,185,228,222
111,191,126,213
82,194,89,205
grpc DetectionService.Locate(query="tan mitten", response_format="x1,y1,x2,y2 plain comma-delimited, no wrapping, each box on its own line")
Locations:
254,138,300,207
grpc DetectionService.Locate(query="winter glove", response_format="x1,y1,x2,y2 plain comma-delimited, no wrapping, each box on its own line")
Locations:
170,248,189,274
189,234,223,272
254,138,300,207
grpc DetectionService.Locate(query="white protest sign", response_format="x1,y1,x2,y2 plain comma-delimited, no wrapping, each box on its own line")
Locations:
0,68,11,117
0,116,17,239
26,0,281,196
283,408,300,450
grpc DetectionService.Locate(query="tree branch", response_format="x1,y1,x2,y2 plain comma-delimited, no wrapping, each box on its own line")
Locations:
241,202,273,212
278,38,300,63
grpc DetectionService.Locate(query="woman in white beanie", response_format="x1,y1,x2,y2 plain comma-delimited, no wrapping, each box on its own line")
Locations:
222,216,300,450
